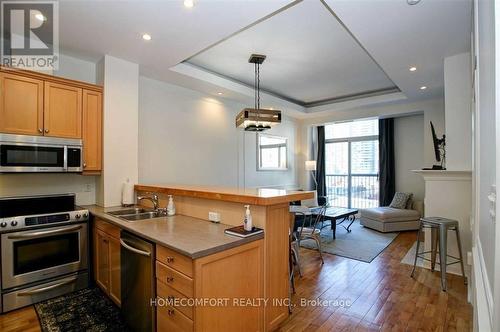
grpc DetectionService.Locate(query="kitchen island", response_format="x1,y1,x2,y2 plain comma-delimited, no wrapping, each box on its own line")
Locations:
87,184,313,332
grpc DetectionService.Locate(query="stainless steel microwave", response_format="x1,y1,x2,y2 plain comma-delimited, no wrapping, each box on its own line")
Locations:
0,134,82,173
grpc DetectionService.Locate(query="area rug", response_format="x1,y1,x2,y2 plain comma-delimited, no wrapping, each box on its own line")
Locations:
35,287,128,332
300,219,399,263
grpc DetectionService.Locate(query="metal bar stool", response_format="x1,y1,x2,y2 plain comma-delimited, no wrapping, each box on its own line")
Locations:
411,217,467,291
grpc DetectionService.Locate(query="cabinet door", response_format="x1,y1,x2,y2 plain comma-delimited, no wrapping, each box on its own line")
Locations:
0,73,44,135
44,82,82,138
82,90,102,172
108,235,121,306
95,229,110,292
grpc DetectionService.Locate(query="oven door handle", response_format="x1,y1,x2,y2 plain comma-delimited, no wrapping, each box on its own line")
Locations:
17,276,79,296
120,239,151,257
7,225,82,239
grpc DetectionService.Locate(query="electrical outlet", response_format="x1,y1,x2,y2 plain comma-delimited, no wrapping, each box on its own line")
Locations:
83,183,92,193
208,212,221,223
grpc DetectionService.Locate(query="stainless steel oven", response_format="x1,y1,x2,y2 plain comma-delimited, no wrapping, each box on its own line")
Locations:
1,222,88,289
0,194,89,312
0,134,82,172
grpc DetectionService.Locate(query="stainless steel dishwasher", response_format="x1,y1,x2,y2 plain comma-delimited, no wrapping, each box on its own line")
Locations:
120,231,155,331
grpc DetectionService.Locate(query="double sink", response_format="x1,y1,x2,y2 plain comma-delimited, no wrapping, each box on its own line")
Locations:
108,207,165,221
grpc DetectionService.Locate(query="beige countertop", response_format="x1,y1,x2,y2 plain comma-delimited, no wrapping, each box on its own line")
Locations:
135,183,314,206
83,205,263,259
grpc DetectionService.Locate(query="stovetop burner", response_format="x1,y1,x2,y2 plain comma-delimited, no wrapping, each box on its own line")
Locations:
0,193,88,232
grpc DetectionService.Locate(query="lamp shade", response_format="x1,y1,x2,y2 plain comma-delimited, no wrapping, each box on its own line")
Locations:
305,160,317,171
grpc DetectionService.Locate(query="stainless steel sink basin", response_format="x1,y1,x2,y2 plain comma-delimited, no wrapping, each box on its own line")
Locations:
120,211,164,221
107,208,165,222
108,208,154,216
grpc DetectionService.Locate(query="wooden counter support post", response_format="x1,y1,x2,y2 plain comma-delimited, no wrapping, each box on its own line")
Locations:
264,203,291,331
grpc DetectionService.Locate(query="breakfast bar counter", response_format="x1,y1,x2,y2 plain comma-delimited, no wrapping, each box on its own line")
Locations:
133,184,313,331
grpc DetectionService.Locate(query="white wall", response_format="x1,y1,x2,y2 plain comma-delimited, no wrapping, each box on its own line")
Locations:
472,0,497,330
96,56,139,207
444,52,473,171
0,174,96,205
476,0,496,304
138,76,298,188
394,115,425,201
54,53,97,84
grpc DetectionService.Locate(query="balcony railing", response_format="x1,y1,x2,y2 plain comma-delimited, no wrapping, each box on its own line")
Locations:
325,174,379,209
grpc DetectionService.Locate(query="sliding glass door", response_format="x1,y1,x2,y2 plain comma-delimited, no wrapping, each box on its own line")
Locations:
325,119,379,209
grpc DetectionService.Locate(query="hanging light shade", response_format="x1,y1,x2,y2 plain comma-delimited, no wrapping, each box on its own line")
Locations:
236,54,282,132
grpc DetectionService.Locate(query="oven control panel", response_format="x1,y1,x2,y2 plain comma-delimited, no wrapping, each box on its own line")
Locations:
0,209,89,232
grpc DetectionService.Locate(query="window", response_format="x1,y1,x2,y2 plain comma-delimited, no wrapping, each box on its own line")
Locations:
257,134,287,170
325,119,379,208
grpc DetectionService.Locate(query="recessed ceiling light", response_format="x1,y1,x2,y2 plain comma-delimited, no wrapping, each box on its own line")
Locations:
142,34,152,41
184,0,194,8
409,66,417,72
217,92,223,95
35,13,46,21
420,86,427,90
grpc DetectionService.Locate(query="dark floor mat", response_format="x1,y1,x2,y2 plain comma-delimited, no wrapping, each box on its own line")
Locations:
34,287,129,332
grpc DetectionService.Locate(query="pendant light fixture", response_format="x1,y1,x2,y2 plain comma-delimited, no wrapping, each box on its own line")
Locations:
235,54,281,131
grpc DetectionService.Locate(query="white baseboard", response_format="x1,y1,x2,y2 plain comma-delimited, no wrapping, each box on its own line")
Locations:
472,239,493,331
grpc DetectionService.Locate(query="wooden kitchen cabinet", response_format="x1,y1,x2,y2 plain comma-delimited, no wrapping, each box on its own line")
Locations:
0,68,103,172
95,228,110,291
82,89,102,173
94,219,121,306
156,239,264,332
44,81,82,138
0,72,44,135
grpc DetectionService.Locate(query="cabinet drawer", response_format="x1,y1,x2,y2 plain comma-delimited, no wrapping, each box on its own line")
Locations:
157,305,193,332
94,218,120,239
156,261,193,298
157,245,193,277
157,280,193,320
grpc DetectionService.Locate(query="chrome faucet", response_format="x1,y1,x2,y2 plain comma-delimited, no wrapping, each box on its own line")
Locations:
137,194,159,210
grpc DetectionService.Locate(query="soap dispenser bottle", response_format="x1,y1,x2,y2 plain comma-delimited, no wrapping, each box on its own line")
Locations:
167,195,176,216
244,205,253,231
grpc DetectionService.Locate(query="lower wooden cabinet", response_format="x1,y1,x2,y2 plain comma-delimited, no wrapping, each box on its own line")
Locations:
93,218,121,306
156,239,264,332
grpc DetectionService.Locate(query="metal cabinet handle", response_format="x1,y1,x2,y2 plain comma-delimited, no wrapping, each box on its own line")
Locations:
83,162,87,168
166,276,174,283
168,309,175,316
38,128,43,133
17,276,78,296
166,256,174,263
120,239,151,257
44,129,49,133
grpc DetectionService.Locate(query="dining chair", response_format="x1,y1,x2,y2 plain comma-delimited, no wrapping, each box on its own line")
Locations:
294,204,327,264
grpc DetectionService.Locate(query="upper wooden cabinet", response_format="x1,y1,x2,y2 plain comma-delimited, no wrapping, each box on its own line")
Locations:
44,82,82,138
82,89,102,172
0,67,103,173
0,73,44,135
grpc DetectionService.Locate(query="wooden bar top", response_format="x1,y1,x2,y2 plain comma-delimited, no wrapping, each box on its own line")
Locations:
135,184,314,206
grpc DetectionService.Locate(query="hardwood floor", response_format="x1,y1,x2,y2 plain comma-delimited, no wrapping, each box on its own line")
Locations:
279,231,472,332
0,231,472,332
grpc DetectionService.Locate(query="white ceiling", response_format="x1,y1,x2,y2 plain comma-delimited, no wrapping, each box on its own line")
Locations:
58,0,292,67
326,0,472,102
186,0,397,106
55,0,472,118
